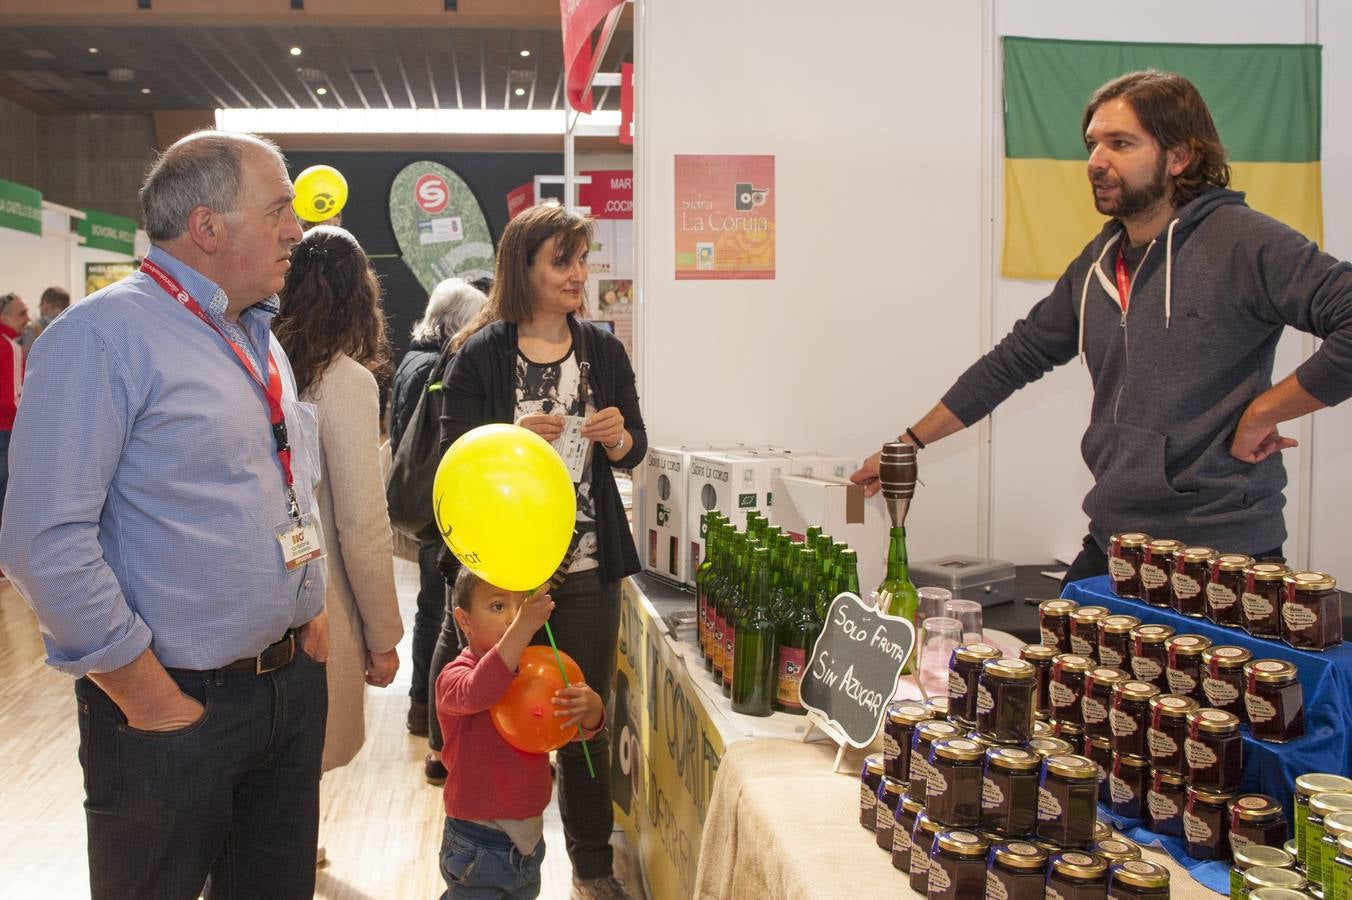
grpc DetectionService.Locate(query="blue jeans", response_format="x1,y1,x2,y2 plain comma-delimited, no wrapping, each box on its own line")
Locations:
440,817,545,899
75,649,328,900
0,429,9,536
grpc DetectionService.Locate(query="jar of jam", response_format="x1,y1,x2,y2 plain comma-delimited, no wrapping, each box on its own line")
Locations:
1049,653,1093,726
1020,644,1058,719
1039,600,1079,653
1306,794,1352,886
1096,614,1140,671
1047,850,1109,900
1283,571,1343,651
910,720,961,800
927,829,990,899
1172,546,1216,616
1082,666,1128,741
1128,624,1174,689
982,747,1041,838
1243,562,1292,639
1109,532,1150,599
1053,721,1085,747
884,701,932,781
1320,812,1352,894
1108,752,1152,820
923,695,950,719
1185,786,1237,861
1027,736,1074,760
1186,708,1243,792
1094,820,1114,843
876,775,905,851
1231,845,1297,900
977,658,1037,744
1109,680,1160,758
1296,776,1352,871
1108,859,1170,900
949,643,1003,726
1202,645,1253,721
1229,795,1290,854
1094,837,1142,866
1084,734,1113,804
910,811,942,894
1146,694,1198,773
1069,606,1108,658
1244,866,1310,898
1209,553,1255,626
859,753,884,829
1244,659,1305,743
893,792,926,871
926,737,986,827
986,841,1047,900
1036,754,1099,848
1164,634,1211,702
1334,833,1352,900
1141,538,1184,607
1146,769,1187,837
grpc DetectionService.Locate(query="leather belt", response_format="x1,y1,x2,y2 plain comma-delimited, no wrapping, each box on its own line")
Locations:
218,629,299,674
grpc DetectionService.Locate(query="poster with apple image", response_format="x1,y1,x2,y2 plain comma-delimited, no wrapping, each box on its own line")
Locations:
387,161,496,294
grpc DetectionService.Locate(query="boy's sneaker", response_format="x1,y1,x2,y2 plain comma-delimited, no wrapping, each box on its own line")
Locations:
424,752,447,786
570,875,632,900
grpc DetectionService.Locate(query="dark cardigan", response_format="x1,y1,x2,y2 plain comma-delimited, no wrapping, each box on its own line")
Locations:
437,315,646,584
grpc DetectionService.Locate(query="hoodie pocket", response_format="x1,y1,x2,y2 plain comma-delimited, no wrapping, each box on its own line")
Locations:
1081,422,1195,526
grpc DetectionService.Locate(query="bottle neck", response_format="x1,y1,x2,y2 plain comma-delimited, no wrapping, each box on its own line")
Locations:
886,526,910,578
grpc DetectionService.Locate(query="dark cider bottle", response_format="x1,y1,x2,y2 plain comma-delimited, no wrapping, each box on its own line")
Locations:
774,546,822,715
733,546,777,716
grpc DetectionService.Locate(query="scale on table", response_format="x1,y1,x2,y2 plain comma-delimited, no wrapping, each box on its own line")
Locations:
910,554,1017,606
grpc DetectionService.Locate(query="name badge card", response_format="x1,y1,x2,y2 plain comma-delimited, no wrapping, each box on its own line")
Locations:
553,415,590,482
276,512,326,571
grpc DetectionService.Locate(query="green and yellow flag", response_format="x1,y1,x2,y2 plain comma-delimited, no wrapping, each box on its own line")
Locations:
1002,37,1322,280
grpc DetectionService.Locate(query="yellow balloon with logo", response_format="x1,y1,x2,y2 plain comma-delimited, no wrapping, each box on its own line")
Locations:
432,424,576,591
292,165,349,223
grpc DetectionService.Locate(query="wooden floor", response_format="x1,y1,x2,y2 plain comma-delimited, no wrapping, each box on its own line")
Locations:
0,557,641,900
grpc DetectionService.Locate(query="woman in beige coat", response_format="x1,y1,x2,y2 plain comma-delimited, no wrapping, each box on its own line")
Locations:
275,226,404,773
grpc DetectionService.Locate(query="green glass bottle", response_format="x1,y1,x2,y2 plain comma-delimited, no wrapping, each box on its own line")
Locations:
732,546,777,716
805,524,823,548
877,527,920,621
710,525,739,681
723,537,757,698
695,513,718,664
840,547,861,596
774,547,822,714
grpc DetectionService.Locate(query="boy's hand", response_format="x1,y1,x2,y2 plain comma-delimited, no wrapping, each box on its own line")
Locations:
511,585,555,636
552,683,604,731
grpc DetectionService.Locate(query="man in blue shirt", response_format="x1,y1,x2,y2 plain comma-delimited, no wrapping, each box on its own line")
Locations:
0,131,329,899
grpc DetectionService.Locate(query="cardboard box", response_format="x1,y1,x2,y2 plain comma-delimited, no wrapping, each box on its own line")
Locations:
639,446,701,585
786,454,859,482
768,473,889,591
683,452,777,583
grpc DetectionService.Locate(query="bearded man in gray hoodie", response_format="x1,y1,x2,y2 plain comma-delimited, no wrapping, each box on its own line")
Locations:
853,70,1352,584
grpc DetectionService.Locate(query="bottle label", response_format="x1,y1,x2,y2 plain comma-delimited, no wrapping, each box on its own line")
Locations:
948,671,967,697
1049,681,1077,709
860,783,876,810
774,646,806,709
1040,626,1060,648
1245,692,1278,723
1147,791,1179,821
1203,676,1239,705
1207,582,1237,610
986,871,1010,900
1166,668,1197,695
1183,811,1212,843
1109,556,1135,582
1131,657,1163,680
1083,696,1108,724
1284,602,1319,630
1070,635,1094,656
1243,591,1274,618
876,803,895,833
884,732,901,758
1038,786,1063,820
1141,563,1168,590
928,861,952,892
1147,727,1178,758
1172,572,1202,599
1184,737,1218,768
1109,774,1135,803
927,771,950,798
982,776,1005,809
1099,646,1123,669
1110,708,1137,737
977,684,995,714
893,823,912,854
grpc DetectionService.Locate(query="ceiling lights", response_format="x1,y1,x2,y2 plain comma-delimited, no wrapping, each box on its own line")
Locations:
290,46,303,56
520,49,530,57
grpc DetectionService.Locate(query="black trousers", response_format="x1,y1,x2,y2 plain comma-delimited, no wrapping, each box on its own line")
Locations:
1060,534,1284,594
409,541,447,707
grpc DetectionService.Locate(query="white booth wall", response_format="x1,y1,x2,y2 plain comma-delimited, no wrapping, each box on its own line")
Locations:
0,205,145,318
635,0,1352,581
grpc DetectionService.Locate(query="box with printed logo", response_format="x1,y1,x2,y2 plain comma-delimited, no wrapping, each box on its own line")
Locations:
639,446,700,585
684,451,777,583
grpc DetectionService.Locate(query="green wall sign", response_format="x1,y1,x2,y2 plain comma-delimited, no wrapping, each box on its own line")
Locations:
0,179,42,236
79,209,137,255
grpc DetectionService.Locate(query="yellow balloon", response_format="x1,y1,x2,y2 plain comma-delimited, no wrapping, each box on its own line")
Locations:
292,165,349,223
432,424,576,591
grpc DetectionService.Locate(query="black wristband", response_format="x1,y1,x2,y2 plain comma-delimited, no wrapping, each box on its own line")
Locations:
904,427,926,450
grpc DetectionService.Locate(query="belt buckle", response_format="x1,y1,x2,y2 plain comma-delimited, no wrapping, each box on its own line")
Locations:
255,631,296,675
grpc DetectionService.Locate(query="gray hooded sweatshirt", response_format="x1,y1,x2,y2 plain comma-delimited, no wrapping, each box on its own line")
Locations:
942,188,1352,555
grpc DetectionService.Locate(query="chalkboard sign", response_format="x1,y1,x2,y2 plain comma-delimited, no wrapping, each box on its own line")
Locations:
800,592,916,748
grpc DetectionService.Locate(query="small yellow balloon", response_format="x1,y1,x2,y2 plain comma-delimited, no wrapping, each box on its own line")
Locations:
292,165,349,223
433,424,576,591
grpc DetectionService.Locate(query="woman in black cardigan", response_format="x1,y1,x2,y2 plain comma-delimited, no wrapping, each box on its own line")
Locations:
436,204,645,899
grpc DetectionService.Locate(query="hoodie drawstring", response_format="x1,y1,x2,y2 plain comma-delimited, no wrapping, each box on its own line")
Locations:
1163,217,1178,330
1078,217,1181,361
1079,233,1120,363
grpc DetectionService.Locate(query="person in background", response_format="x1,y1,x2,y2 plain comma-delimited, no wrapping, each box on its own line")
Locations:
388,277,487,752
273,226,404,845
19,286,71,352
0,291,27,576
0,130,328,899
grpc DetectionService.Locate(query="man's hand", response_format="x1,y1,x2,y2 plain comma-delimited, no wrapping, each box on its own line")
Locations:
365,647,399,687
516,413,565,442
1230,410,1299,463
125,691,205,733
1229,374,1323,464
850,451,883,498
581,407,625,447
299,608,329,663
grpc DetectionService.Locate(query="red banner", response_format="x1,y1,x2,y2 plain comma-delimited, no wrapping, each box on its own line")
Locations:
579,170,632,220
506,182,534,220
619,62,634,146
560,0,624,114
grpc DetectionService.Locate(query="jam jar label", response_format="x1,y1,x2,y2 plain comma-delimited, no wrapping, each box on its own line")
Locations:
948,671,968,697
1109,556,1135,582
1242,592,1274,618
1147,791,1179,820
1147,727,1178,758
910,851,929,877
1166,668,1197,694
877,803,895,833
1046,888,1068,900
1172,572,1202,598
986,871,1010,900
1183,811,1213,843
1070,635,1094,656
1184,737,1218,768
1110,708,1138,737
1109,774,1136,802
1049,681,1077,709
977,684,995,714
1207,582,1237,609
1040,626,1059,647
1037,786,1063,820
1082,696,1108,724
884,733,901,757
928,860,953,892
1141,563,1168,589
1099,646,1124,668
1203,676,1239,705
860,783,877,809
1245,692,1278,723
982,776,1006,809
893,824,912,853
1283,602,1319,630
927,772,950,797
1230,832,1255,853
910,757,931,786
1131,657,1163,680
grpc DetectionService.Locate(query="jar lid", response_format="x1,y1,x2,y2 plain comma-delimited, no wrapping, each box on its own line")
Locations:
1175,546,1217,563
1214,553,1256,573
1187,708,1240,733
901,793,927,815
987,747,1042,771
964,730,998,750
1229,794,1284,822
1245,659,1298,684
1188,786,1237,805
1130,624,1175,644
1109,860,1169,889
1284,838,1298,857
1250,890,1316,900
1112,532,1150,549
992,841,1048,869
933,737,985,763
934,829,989,857
887,701,931,726
1027,737,1074,758
880,775,905,798
1340,833,1352,855
1150,695,1200,718
1113,753,1150,771
864,754,885,775
1032,719,1055,736
1246,562,1292,582
1050,851,1108,879
1233,844,1296,870
1308,793,1352,818
1053,653,1094,673
1322,811,1352,837
1039,599,1079,618
1088,735,1111,750
916,720,961,743
1094,820,1113,841
1087,667,1129,688
1295,773,1352,798
1165,634,1212,656
1114,680,1161,702
953,642,1002,665
1019,643,1059,661
1286,570,1337,592
1146,538,1184,554
1203,645,1253,668
1043,753,1097,780
983,658,1035,680
1094,838,1141,863
915,811,942,836
1100,614,1141,634
922,696,949,716
1152,769,1186,787
1070,605,1109,623
1054,722,1084,739
1244,867,1309,891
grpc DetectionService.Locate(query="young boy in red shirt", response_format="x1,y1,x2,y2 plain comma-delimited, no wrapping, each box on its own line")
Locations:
436,567,603,898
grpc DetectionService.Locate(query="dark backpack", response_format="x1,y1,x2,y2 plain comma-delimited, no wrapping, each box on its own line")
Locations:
385,343,455,543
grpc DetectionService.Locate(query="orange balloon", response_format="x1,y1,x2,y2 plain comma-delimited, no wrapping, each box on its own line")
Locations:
490,646,586,753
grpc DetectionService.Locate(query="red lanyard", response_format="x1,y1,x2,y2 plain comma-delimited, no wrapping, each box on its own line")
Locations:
140,258,300,520
1114,242,1132,314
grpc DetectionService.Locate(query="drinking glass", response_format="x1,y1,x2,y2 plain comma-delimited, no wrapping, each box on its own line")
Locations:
917,586,953,627
916,616,962,698
945,599,984,644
